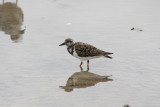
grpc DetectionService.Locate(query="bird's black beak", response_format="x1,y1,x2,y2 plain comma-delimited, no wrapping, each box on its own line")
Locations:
59,42,65,46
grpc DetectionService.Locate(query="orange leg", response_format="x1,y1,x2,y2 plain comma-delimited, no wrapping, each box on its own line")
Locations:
87,60,89,71
80,61,83,71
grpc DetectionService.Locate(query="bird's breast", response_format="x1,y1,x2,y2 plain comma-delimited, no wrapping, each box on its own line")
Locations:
67,46,74,55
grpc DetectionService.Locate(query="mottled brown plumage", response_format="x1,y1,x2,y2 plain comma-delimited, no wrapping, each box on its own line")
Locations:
74,42,113,58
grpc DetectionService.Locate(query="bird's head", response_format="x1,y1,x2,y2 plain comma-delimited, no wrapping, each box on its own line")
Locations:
59,38,74,47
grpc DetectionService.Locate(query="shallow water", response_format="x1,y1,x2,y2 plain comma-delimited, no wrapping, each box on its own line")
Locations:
0,0,160,107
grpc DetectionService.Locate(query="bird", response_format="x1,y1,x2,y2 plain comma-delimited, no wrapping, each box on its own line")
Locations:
59,38,113,71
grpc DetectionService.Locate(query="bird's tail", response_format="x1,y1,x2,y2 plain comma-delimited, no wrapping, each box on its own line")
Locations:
102,51,113,59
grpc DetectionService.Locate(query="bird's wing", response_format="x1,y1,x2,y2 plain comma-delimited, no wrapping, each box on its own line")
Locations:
74,42,103,57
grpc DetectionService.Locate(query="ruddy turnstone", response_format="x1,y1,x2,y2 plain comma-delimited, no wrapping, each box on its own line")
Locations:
59,38,113,71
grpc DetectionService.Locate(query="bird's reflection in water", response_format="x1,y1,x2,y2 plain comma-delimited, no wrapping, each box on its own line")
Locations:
60,71,113,92
0,2,25,42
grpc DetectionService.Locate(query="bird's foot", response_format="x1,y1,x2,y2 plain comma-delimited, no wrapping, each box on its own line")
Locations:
86,68,89,72
80,67,83,72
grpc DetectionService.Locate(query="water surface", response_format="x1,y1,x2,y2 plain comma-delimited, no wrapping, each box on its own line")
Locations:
0,0,160,107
